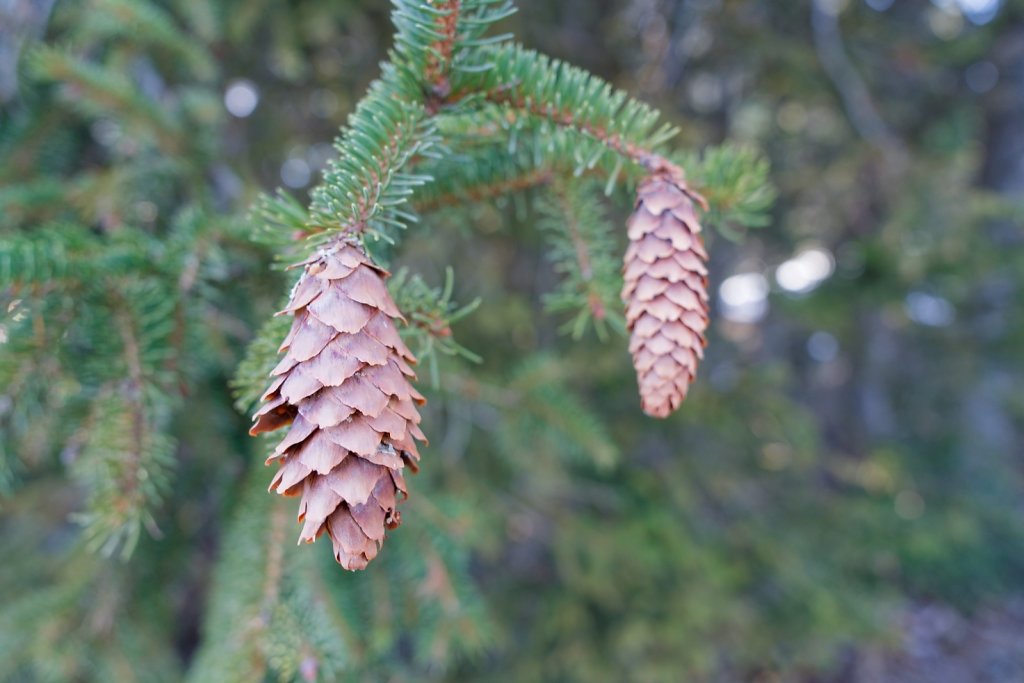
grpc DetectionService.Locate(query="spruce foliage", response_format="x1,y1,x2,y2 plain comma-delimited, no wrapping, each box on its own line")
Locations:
1,0,769,676
10,0,1020,680
0,0,770,671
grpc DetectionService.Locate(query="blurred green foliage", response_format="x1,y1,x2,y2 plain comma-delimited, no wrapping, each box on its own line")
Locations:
1,0,1023,682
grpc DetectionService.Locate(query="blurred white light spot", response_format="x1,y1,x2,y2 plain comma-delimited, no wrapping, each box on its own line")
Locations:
91,119,121,146
928,6,965,38
776,101,808,133
865,0,894,10
965,61,998,93
281,157,311,188
0,326,7,344
956,0,1000,24
807,331,839,363
905,292,955,327
775,248,835,294
720,273,768,306
815,0,848,15
681,25,713,58
688,73,724,113
224,79,259,118
719,272,769,323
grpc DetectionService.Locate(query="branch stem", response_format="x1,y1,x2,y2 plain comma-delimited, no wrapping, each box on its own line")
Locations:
478,89,685,178
414,167,553,211
424,0,461,105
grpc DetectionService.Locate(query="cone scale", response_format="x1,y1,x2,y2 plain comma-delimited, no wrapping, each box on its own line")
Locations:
622,165,710,418
251,242,426,570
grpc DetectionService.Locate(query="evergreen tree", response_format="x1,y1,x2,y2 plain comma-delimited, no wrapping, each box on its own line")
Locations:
1,0,1022,681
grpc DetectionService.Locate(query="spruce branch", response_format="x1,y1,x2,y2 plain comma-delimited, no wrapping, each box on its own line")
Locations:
252,190,312,249
414,166,552,211
258,500,289,630
458,44,688,179
415,111,658,206
305,561,366,663
538,180,626,340
231,313,292,414
0,178,65,228
186,465,284,683
411,127,772,238
305,88,438,246
81,0,217,82
28,46,184,153
243,0,776,576
390,0,515,104
423,0,462,102
65,277,179,559
442,358,619,471
390,267,482,386
0,226,78,287
406,124,614,210
69,387,173,560
676,146,775,239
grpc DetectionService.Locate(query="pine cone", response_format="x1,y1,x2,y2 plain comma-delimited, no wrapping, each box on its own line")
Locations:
250,242,426,570
622,166,710,418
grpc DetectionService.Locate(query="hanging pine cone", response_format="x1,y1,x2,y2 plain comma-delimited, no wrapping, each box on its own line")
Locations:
622,164,710,418
250,242,426,570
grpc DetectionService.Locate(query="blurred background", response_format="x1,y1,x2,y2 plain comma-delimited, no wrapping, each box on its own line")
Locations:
1,0,1023,681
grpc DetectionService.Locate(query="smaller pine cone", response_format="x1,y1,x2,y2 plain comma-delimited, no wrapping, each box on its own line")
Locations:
250,242,426,570
622,166,710,418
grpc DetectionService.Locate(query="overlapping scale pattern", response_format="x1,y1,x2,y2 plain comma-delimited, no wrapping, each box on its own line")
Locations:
251,243,426,570
622,167,710,418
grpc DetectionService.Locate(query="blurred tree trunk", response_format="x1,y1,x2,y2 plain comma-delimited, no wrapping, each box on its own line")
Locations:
981,26,1024,197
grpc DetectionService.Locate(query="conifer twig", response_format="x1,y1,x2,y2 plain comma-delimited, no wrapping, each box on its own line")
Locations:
259,501,288,626
414,167,552,211
552,185,606,322
307,93,433,242
114,309,148,525
424,0,461,103
306,561,366,661
234,500,289,680
487,91,702,191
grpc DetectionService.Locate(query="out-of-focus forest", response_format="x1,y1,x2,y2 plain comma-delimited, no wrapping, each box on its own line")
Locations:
1,0,1023,681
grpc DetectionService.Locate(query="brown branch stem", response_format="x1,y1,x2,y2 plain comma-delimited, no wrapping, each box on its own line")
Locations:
239,499,289,679
310,124,415,243
482,88,686,180
553,184,606,321
414,167,553,212
114,307,146,514
259,501,288,624
424,0,461,106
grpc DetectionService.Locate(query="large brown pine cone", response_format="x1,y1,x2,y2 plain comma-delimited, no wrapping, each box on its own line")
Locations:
622,167,710,418
250,242,426,570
